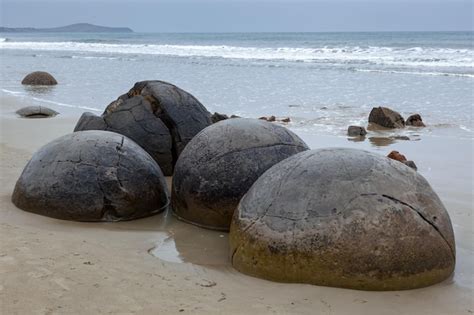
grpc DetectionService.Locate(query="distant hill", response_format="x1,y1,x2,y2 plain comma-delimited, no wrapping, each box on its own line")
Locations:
0,23,133,33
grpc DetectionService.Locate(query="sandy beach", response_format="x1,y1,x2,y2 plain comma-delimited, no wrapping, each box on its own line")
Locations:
0,92,472,314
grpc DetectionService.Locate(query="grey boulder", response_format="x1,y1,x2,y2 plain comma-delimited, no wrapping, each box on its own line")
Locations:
369,106,405,128
21,71,58,85
74,80,212,175
16,106,58,118
12,130,169,222
230,148,455,291
172,118,309,231
347,125,367,137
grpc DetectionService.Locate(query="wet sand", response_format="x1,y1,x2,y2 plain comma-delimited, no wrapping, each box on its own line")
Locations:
0,94,473,314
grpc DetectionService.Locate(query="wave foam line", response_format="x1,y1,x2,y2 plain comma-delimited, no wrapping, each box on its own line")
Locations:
1,41,473,68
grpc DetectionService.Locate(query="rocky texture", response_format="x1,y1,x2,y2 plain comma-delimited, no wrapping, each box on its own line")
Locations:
21,71,58,85
406,114,426,127
368,107,405,129
12,131,169,221
404,160,418,171
347,125,367,137
172,118,309,231
230,148,455,291
211,112,229,123
74,81,213,175
16,106,58,118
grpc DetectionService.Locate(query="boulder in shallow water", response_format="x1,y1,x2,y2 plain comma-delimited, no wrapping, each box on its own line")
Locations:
74,80,213,175
230,148,455,290
211,112,229,123
406,114,426,127
171,118,309,231
369,106,405,128
16,106,58,118
12,130,169,221
21,71,58,85
347,125,367,137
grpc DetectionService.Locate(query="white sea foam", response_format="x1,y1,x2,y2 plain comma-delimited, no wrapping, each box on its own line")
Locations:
1,41,473,70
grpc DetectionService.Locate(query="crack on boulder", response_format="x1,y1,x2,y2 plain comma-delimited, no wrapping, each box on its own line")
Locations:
381,194,455,261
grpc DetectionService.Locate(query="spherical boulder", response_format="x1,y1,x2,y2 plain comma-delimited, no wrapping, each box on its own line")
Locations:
74,81,212,175
12,131,169,221
230,148,455,291
16,106,58,118
21,71,58,85
172,118,309,231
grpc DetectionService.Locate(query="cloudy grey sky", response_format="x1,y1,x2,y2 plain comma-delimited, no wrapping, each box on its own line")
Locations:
0,0,472,32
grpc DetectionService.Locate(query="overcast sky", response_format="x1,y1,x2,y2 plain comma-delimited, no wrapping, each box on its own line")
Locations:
1,1,472,32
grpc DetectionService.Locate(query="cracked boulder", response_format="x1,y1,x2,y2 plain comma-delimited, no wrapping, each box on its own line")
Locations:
16,106,58,118
12,130,169,222
171,118,309,231
369,106,405,128
74,80,213,175
230,148,455,291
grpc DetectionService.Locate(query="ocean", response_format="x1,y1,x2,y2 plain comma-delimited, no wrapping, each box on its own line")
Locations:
0,31,473,139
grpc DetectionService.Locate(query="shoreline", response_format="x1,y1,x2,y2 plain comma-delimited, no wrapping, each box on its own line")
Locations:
0,94,473,314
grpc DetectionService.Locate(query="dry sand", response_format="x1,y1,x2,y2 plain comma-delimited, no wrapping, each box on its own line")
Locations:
0,94,473,314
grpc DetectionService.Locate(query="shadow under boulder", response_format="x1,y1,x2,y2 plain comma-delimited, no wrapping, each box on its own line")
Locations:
74,81,213,175
12,130,169,222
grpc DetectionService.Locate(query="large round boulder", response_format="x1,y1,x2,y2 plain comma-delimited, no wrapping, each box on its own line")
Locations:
12,131,169,221
21,71,58,85
172,118,309,231
230,148,455,291
74,80,212,175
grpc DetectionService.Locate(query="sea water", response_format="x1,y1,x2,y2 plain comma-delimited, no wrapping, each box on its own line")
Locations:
0,32,472,138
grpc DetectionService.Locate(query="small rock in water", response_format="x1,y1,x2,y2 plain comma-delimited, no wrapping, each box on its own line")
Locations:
347,126,367,137
406,114,426,127
280,117,291,123
211,112,229,123
230,115,241,119
387,150,407,162
369,106,405,129
259,115,276,122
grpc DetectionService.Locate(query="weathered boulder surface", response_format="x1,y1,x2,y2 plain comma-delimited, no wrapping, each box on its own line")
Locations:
347,125,367,137
406,114,426,127
16,106,58,118
74,81,212,175
369,107,405,128
21,71,58,85
230,148,455,291
12,131,169,222
172,118,309,231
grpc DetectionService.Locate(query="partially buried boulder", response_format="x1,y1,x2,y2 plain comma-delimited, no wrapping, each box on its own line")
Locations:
16,106,58,118
21,71,58,85
74,81,213,175
369,106,405,128
172,118,309,231
406,114,426,127
12,131,169,222
230,148,455,290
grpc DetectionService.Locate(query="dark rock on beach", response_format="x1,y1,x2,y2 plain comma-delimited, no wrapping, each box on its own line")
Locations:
368,106,405,129
12,131,169,221
259,115,276,122
171,118,309,231
406,114,426,127
387,150,407,162
347,125,367,137
211,112,229,123
230,148,455,290
74,80,213,175
21,71,58,86
404,160,418,171
16,106,58,118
